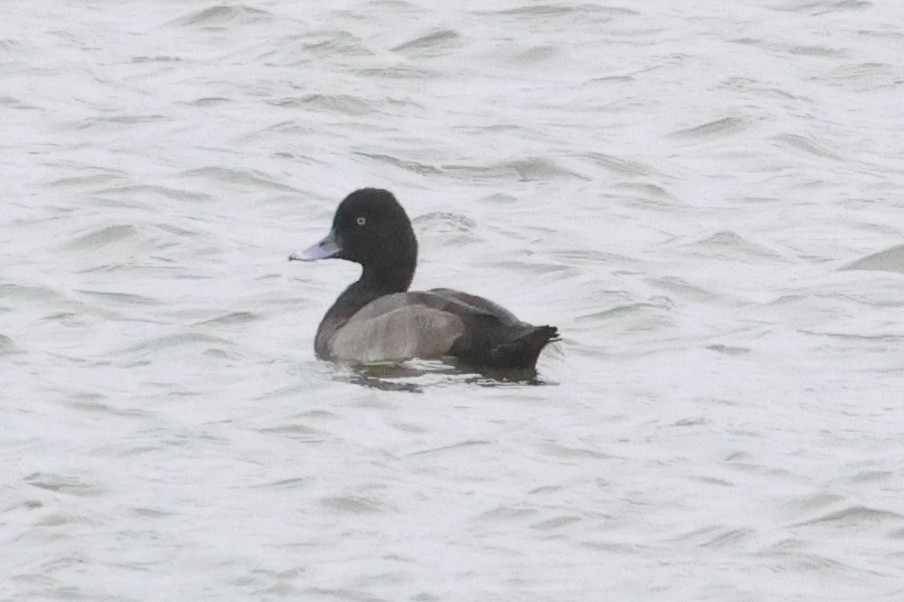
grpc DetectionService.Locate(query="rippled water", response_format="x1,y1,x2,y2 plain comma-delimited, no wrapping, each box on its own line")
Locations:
3,1,904,600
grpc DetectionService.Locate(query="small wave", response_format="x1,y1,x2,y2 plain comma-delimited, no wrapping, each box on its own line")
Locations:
95,184,213,204
494,260,576,278
64,224,138,249
180,96,231,107
668,116,747,139
842,244,904,274
252,477,310,490
355,64,440,79
413,212,478,244
774,133,841,160
167,5,273,28
258,423,322,437
195,311,259,326
482,193,519,204
531,515,582,531
575,300,675,337
407,439,491,456
669,525,755,549
508,44,559,65
685,230,785,261
479,4,637,18
294,30,370,57
73,114,166,129
848,470,894,483
613,183,675,210
1,95,37,110
24,472,104,498
152,222,202,238
576,301,668,322
541,443,609,459
771,0,869,14
0,334,23,355
131,56,182,63
786,44,847,58
0,283,67,303
706,344,750,356
353,152,442,175
76,289,160,306
648,276,723,303
117,332,232,355
798,330,904,343
267,94,378,115
793,505,904,528
443,157,586,182
586,152,656,177
46,171,125,188
180,167,298,193
321,496,385,513
392,29,461,57
818,62,898,92
68,393,153,418
476,505,537,521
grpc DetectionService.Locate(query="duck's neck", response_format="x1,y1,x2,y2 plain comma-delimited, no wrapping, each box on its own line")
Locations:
359,260,414,293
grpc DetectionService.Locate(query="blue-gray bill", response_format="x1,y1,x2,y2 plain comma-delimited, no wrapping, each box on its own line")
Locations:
289,229,340,262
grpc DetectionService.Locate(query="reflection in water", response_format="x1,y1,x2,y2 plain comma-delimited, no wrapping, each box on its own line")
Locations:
334,359,554,392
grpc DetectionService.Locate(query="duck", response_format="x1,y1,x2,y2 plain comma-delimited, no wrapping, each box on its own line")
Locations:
289,188,559,369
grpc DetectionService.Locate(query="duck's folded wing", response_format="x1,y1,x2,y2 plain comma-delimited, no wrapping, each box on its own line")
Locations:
330,303,465,364
427,288,520,324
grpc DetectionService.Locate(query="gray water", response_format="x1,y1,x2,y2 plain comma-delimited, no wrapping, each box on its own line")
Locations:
3,1,904,600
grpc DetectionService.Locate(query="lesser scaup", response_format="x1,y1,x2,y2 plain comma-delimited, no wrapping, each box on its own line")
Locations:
290,188,559,369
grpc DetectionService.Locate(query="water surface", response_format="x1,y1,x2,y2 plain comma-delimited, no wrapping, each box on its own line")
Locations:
3,1,903,600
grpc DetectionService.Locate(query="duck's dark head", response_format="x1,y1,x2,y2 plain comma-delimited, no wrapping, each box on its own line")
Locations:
290,188,418,292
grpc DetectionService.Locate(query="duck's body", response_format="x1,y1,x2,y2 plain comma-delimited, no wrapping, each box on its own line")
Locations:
290,189,558,370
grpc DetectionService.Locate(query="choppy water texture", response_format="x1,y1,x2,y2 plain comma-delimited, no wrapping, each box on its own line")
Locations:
3,1,904,600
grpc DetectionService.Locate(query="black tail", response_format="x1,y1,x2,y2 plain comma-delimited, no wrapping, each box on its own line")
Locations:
489,325,559,369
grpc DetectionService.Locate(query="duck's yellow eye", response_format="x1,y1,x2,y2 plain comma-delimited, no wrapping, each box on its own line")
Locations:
356,217,366,226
